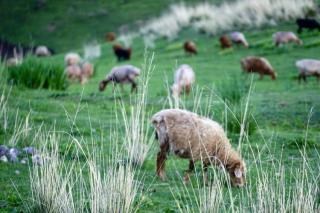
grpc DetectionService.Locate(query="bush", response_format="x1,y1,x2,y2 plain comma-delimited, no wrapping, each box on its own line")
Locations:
226,104,257,136
7,57,67,90
216,75,249,105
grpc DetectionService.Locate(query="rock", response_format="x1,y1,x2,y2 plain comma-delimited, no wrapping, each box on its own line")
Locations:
0,145,8,157
23,147,37,155
32,154,43,165
0,155,8,162
6,148,20,162
21,158,28,164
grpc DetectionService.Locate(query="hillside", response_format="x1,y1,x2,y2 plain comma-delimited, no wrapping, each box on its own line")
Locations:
0,0,226,53
0,0,319,212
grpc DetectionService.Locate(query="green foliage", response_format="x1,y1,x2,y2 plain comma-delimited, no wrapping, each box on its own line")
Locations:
216,75,249,105
226,104,257,136
7,57,67,90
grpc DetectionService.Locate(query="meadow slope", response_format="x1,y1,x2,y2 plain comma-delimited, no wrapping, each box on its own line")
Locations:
0,13,320,213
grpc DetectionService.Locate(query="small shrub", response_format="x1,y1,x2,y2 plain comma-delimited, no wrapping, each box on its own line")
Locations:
216,75,249,105
226,104,257,136
7,57,67,90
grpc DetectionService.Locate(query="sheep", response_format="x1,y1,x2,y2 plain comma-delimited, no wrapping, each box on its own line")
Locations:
99,65,140,93
64,52,81,66
296,18,320,33
151,109,246,187
5,47,23,67
171,64,195,98
113,44,132,62
272,32,302,46
240,56,276,80
229,32,249,48
105,32,116,42
65,64,82,82
183,41,197,55
65,62,94,84
220,35,232,49
35,45,52,57
295,59,320,83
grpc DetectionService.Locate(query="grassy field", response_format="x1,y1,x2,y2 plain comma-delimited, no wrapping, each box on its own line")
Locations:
1,3,320,212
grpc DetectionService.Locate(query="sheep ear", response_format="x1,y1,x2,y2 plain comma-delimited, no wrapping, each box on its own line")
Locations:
234,168,242,178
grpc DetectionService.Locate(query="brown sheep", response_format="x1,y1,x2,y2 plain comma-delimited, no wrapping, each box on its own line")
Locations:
220,35,232,49
151,109,246,187
241,56,277,80
183,41,197,55
105,32,116,42
113,44,132,62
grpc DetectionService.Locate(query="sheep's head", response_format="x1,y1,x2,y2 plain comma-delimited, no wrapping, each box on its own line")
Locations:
171,84,181,98
99,80,108,91
240,59,247,71
271,71,277,80
296,39,303,45
227,160,246,187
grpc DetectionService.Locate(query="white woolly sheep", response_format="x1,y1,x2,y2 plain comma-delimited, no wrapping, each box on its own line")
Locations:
64,52,81,66
35,45,51,57
99,65,140,93
151,109,246,187
295,59,320,83
229,32,249,48
273,32,302,46
171,64,195,98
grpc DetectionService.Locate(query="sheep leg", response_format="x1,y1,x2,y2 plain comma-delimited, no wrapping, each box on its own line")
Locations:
120,84,124,93
156,141,169,181
202,162,210,185
128,79,137,93
185,84,191,95
259,73,264,80
183,160,195,183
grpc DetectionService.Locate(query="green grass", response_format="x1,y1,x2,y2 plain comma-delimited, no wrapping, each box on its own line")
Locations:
0,18,320,213
6,56,67,90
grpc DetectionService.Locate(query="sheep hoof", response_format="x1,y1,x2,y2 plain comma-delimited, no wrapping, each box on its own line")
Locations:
157,172,166,181
183,176,190,184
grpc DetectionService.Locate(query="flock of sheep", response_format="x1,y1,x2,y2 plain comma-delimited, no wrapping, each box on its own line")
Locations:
3,17,320,187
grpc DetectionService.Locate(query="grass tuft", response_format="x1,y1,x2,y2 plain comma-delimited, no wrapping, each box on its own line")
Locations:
7,56,67,90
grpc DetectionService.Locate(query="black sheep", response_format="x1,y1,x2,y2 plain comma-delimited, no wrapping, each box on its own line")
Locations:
296,18,320,33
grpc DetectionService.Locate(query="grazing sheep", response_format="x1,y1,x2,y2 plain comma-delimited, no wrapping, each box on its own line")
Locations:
151,109,246,187
65,64,82,82
65,52,81,66
171,64,195,98
113,44,132,61
65,62,94,84
99,65,140,93
229,32,249,48
220,35,232,49
5,48,23,67
295,59,320,83
105,32,116,42
183,41,197,55
35,45,52,57
273,32,302,46
296,18,320,33
241,56,276,80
